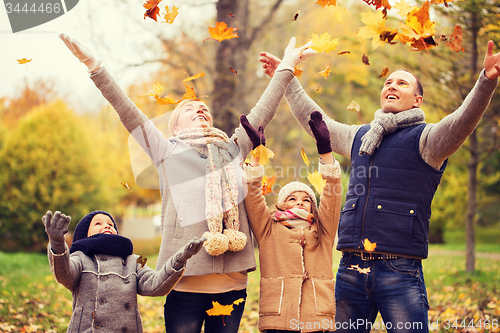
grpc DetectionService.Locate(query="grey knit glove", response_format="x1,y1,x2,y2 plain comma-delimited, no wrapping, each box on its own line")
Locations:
43,210,71,254
169,236,206,270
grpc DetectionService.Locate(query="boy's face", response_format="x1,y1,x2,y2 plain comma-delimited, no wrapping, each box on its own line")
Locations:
380,70,423,113
87,214,117,237
283,191,313,213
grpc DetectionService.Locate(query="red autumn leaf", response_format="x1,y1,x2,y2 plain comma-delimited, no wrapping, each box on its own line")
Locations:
203,21,239,42
143,0,161,21
361,0,391,10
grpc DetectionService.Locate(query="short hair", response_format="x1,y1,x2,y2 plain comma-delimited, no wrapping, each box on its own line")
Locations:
395,69,424,97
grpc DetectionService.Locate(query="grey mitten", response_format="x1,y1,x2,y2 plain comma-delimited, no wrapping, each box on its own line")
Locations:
43,210,71,254
169,237,206,270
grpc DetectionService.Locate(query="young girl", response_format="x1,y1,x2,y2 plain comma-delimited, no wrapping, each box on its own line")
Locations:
241,111,342,332
43,209,204,332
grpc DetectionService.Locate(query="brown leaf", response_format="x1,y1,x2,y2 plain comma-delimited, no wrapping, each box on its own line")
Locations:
293,10,301,21
447,25,464,52
362,54,370,65
379,67,389,78
338,51,351,55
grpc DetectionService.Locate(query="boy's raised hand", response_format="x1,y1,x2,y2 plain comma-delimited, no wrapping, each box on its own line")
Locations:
43,210,71,253
484,40,500,80
59,33,101,73
240,114,265,149
170,236,207,270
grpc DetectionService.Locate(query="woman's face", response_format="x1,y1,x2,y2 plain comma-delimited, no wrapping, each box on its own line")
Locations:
87,214,117,237
284,191,313,213
173,101,213,135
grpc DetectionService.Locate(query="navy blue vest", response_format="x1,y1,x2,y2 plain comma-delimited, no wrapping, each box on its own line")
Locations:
336,124,447,259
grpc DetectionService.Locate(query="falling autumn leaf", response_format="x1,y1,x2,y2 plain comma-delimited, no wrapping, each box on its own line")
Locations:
182,72,205,82
315,0,336,8
310,32,339,53
307,170,327,195
230,67,237,74
347,100,360,113
362,54,370,65
251,145,275,166
338,51,351,55
293,67,303,77
206,301,234,316
233,298,245,305
397,1,436,52
393,0,415,19
262,175,276,195
361,0,391,10
301,148,310,167
17,58,32,64
348,264,371,275
292,10,301,21
143,0,161,21
203,21,239,42
318,65,331,79
228,12,235,17
183,84,198,100
154,93,179,105
164,5,179,24
121,182,132,192
363,238,377,252
358,10,398,50
447,25,464,52
137,255,148,268
379,67,389,78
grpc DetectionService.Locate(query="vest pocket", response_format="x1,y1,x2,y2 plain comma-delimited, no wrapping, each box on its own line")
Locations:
373,198,417,245
259,277,284,316
311,278,335,316
338,197,359,240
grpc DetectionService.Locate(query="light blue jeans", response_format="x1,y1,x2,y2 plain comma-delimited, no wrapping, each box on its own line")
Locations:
335,253,429,333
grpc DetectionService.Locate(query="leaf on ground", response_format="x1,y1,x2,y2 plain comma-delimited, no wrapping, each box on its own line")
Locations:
204,21,239,42
164,5,179,24
251,145,275,166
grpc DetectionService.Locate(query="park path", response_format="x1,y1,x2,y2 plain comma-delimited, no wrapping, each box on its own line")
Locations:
428,249,500,260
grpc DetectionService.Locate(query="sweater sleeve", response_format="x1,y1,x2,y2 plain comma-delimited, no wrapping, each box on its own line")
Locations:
90,67,175,166
233,70,295,159
47,243,82,292
285,77,360,158
420,69,499,169
136,261,185,297
242,164,273,244
317,159,343,240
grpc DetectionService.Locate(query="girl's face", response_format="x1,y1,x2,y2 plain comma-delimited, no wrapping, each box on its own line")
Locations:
284,191,313,213
173,101,213,135
87,214,117,237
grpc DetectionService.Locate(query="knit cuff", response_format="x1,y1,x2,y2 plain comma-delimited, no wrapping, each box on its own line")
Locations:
319,159,341,179
244,164,264,182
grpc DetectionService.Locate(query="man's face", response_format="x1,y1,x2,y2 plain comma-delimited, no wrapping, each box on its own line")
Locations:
380,71,423,113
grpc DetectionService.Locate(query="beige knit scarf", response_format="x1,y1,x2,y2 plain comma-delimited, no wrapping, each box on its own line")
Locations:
359,108,425,156
176,127,246,256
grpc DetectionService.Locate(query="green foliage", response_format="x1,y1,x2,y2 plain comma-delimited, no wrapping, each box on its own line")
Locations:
0,101,114,252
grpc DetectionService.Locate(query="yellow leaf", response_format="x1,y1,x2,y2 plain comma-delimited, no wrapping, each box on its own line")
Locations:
206,301,234,316
393,0,415,18
379,67,389,78
307,171,326,195
301,148,310,167
397,1,436,50
357,11,398,50
17,58,32,64
183,84,197,100
310,32,339,53
318,65,331,79
347,100,360,113
152,82,164,96
315,0,337,8
251,145,275,166
154,92,179,105
261,175,276,195
293,67,303,77
233,298,245,306
204,21,239,43
363,238,377,252
121,182,133,192
164,5,179,24
182,72,206,82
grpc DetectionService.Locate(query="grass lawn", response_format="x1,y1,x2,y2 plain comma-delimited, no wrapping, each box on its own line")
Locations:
1,242,499,333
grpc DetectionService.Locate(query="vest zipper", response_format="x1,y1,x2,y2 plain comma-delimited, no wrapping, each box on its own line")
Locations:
359,155,375,248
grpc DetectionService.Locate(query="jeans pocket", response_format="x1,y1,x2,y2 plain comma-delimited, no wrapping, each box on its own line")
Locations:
259,278,284,316
311,278,335,316
339,252,352,268
386,258,420,275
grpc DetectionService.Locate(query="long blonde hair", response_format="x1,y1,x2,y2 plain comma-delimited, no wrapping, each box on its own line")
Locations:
168,99,210,136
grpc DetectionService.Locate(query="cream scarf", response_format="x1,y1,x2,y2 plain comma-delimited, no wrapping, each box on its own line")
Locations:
176,127,247,256
359,108,425,155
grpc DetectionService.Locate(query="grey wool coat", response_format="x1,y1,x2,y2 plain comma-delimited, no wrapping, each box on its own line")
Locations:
89,68,296,276
48,244,184,332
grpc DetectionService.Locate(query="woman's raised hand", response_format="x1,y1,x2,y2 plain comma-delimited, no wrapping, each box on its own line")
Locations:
276,36,316,72
60,33,101,73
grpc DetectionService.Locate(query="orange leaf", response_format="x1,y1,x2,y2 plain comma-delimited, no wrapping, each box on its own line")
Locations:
261,175,276,195
206,301,234,316
17,58,32,64
182,72,205,82
363,238,377,252
183,84,197,100
293,67,303,77
154,93,179,105
136,255,147,268
121,182,132,192
233,298,245,305
318,65,331,79
230,67,237,74
447,25,464,52
251,145,275,166
379,67,389,78
361,0,391,10
164,5,179,24
315,0,337,8
143,0,161,21
203,21,239,42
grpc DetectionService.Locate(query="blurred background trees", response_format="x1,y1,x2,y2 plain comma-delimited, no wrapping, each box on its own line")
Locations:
1,0,499,260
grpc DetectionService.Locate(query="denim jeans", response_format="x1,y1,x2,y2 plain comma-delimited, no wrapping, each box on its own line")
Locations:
164,289,247,333
335,253,429,333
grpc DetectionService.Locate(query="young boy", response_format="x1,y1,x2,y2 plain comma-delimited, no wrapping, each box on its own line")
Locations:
43,210,205,332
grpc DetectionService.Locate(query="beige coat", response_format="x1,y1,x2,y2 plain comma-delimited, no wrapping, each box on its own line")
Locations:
244,161,342,332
